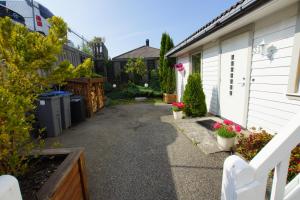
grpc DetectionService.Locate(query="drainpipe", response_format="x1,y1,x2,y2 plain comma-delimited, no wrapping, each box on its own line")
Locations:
31,0,36,31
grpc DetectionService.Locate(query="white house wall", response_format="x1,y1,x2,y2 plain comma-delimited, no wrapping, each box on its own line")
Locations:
202,43,220,115
176,55,190,101
247,4,300,133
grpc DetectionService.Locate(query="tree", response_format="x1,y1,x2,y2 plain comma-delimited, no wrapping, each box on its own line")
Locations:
183,73,207,117
125,57,146,84
159,33,176,93
159,33,167,84
0,16,91,176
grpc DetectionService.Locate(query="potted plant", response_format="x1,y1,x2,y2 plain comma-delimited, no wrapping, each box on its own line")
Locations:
159,33,177,104
172,102,185,120
213,120,241,151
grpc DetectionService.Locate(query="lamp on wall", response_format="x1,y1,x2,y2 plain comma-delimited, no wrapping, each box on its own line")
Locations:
253,39,267,56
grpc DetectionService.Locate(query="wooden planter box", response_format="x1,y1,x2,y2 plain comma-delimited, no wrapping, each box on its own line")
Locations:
36,148,89,200
66,77,105,117
163,93,177,104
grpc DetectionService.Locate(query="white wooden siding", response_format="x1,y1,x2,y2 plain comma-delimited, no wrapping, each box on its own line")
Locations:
247,4,300,133
202,44,220,115
176,56,190,101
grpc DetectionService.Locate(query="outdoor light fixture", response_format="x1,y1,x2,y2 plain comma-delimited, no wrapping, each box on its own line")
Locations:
253,40,267,56
113,84,117,88
144,83,149,88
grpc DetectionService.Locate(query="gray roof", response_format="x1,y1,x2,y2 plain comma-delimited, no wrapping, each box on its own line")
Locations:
112,46,160,60
166,0,272,57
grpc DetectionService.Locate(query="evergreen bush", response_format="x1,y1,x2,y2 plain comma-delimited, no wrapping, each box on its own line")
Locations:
183,73,207,117
159,33,176,93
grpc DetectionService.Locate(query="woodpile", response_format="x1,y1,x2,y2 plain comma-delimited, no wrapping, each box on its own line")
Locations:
66,77,105,117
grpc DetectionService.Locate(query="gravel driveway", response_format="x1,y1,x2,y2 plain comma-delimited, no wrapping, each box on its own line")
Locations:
46,103,228,200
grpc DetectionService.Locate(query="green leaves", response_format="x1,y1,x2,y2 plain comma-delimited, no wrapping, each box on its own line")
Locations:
125,57,147,84
183,73,207,117
0,16,70,176
159,33,176,93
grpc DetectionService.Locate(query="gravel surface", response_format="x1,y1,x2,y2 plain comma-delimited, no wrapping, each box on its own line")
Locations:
46,103,229,200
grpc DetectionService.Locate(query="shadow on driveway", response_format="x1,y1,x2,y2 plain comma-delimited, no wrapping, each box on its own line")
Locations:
46,103,228,200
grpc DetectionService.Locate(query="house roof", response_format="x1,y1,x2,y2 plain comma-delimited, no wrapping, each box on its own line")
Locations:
166,0,272,57
112,45,160,61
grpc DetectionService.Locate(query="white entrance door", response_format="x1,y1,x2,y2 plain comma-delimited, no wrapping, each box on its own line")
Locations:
220,32,250,126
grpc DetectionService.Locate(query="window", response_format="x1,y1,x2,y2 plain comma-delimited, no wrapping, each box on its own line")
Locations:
192,53,201,74
229,54,235,96
287,10,300,100
0,5,25,24
38,4,54,19
288,43,300,98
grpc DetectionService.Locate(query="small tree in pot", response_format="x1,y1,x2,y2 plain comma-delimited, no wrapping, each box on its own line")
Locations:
183,73,207,117
159,33,176,103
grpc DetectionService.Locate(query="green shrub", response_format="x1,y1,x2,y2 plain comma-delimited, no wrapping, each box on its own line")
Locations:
236,131,273,161
149,69,161,91
159,33,176,93
236,132,300,182
0,16,68,176
104,82,113,93
183,73,207,117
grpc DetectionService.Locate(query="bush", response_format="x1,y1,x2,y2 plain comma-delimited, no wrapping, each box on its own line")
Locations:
104,82,113,93
149,69,161,91
236,132,273,160
236,132,300,182
183,73,207,117
0,16,68,176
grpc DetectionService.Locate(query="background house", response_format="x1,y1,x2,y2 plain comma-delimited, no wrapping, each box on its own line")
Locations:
167,0,300,134
112,39,160,83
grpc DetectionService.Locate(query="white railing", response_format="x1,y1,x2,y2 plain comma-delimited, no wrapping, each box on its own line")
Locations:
221,112,300,200
0,175,22,200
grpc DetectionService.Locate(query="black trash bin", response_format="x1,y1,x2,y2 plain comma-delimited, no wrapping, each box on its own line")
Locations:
70,95,86,124
36,95,62,137
47,91,72,129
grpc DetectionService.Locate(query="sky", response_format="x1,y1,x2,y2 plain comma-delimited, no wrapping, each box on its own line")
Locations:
38,0,239,58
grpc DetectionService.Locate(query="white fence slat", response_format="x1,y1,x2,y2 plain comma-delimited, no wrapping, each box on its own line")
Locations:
270,158,290,200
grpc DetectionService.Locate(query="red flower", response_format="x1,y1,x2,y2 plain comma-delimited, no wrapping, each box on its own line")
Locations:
235,125,242,132
223,119,233,125
172,102,185,109
213,122,222,130
227,126,234,132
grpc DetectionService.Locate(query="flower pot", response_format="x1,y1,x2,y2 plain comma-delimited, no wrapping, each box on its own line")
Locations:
217,135,235,151
19,148,89,200
163,93,177,104
173,111,183,120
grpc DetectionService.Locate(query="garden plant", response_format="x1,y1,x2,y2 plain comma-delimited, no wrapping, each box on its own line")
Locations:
0,16,92,176
125,57,147,84
236,131,300,182
159,33,176,94
183,73,207,117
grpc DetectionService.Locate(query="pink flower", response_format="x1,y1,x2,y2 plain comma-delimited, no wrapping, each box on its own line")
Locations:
175,63,185,72
213,122,222,130
223,119,233,125
227,126,234,132
235,125,242,132
178,67,184,72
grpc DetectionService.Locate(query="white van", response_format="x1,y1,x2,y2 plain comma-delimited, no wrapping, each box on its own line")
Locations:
1,0,54,35
0,4,25,25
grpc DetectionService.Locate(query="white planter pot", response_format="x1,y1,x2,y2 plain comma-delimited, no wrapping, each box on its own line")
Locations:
173,111,183,120
217,135,235,151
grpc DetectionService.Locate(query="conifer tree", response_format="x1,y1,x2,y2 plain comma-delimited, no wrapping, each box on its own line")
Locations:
183,73,207,117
